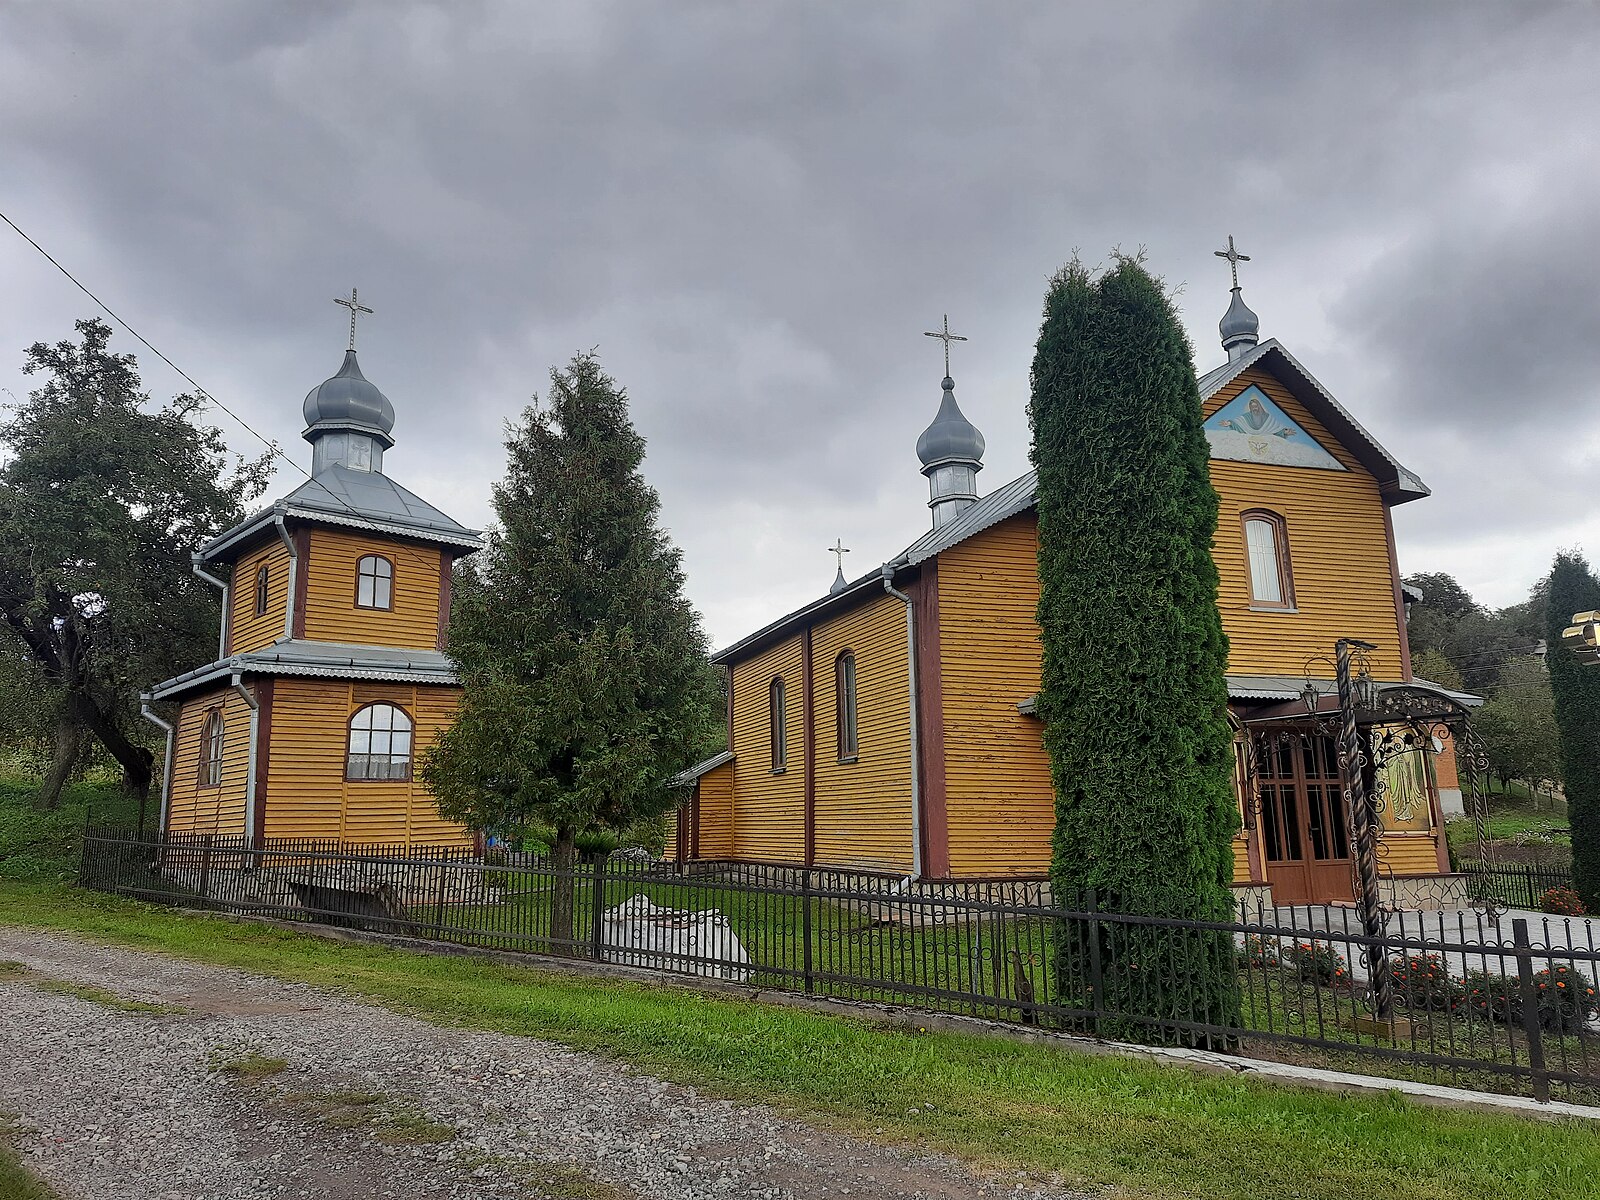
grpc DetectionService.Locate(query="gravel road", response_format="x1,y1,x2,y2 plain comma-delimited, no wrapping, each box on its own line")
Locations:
0,927,1086,1200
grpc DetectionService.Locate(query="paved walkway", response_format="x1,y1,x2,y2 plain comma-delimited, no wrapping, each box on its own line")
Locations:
0,927,1083,1200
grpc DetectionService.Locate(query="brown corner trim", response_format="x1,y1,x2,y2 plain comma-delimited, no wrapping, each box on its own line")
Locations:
436,550,454,650
1381,504,1413,681
802,626,816,868
291,527,311,639
912,559,950,878
253,677,274,845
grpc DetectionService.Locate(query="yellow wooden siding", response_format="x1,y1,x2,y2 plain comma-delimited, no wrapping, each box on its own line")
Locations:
165,686,253,835
261,678,471,846
300,528,444,650
937,514,1055,878
811,593,913,873
729,637,805,862
1204,369,1405,680
663,821,678,859
228,541,291,654
1379,834,1443,876
698,762,736,857
1231,835,1252,884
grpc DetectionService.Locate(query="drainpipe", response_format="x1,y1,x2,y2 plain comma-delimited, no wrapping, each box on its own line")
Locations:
231,672,261,845
139,695,175,836
274,508,298,642
881,564,922,879
192,553,229,659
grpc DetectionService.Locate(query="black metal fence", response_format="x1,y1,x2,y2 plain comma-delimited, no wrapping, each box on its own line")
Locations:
1462,861,1577,912
79,828,1600,1105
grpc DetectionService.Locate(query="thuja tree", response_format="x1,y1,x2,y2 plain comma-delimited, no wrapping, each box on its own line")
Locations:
422,353,720,948
1546,553,1600,908
1028,256,1240,1043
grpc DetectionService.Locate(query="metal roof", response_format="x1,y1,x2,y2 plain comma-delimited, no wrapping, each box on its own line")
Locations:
710,569,887,665
1019,675,1482,715
668,750,734,788
148,639,459,701
202,466,483,561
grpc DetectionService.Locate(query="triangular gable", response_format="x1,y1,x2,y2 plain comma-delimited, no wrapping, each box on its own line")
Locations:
1203,384,1345,472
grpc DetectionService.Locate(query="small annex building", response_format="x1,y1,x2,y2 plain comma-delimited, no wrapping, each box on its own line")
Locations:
145,343,482,847
669,274,1474,908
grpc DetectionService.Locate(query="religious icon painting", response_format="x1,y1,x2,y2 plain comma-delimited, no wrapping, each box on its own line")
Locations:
1203,385,1345,471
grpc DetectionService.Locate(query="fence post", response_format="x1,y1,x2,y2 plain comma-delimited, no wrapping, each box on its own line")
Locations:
590,854,608,962
802,870,815,995
1511,918,1551,1103
1086,887,1104,1028
198,834,215,903
432,862,448,937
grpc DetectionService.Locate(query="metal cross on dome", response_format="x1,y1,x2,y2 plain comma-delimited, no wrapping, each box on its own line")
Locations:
923,313,967,378
1214,235,1251,290
829,538,850,570
334,287,374,351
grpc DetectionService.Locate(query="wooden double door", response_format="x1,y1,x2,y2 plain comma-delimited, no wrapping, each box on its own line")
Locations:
1251,728,1355,904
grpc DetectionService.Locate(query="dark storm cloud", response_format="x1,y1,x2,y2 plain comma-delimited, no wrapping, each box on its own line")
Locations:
2,1,1597,640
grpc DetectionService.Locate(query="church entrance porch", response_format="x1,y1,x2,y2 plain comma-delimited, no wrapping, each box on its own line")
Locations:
1251,727,1354,905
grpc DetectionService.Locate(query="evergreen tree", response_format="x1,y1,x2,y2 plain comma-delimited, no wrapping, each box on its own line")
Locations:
1029,255,1239,1043
1545,553,1600,908
422,353,719,946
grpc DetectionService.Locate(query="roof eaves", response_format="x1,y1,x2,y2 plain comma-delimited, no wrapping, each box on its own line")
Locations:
281,503,484,550
711,571,887,665
668,750,734,787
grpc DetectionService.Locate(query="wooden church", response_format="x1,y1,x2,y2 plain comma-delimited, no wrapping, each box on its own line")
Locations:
668,255,1473,907
145,304,480,847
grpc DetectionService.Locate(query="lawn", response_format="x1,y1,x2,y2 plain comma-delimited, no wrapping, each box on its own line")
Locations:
0,771,141,883
2,882,1596,1200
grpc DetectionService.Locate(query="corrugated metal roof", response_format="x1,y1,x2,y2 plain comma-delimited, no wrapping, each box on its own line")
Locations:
668,750,733,788
898,469,1040,567
149,639,459,700
1022,675,1482,713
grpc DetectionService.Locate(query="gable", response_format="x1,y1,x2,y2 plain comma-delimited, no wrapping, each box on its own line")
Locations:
1204,384,1345,473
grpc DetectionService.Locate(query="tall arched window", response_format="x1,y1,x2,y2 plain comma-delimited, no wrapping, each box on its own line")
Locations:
347,703,413,781
197,708,225,788
356,555,394,610
769,677,787,772
253,564,270,617
835,651,858,761
1242,510,1294,610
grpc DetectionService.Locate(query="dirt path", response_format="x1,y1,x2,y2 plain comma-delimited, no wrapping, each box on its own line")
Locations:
0,927,1082,1200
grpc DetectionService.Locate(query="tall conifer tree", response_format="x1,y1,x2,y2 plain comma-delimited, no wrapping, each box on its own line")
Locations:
422,354,719,945
1545,553,1600,908
1028,255,1239,1040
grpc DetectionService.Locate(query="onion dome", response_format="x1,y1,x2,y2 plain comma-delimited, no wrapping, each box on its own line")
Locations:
916,377,986,467
302,351,396,447
830,565,849,595
1219,287,1260,362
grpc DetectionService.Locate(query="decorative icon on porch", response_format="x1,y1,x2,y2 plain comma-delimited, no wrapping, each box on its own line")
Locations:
1204,385,1345,471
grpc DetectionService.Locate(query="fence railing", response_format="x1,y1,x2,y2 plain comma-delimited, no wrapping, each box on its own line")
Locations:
79,829,1600,1105
1461,861,1576,911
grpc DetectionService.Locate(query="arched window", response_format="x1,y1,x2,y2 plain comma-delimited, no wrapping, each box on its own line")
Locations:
769,677,787,772
253,564,270,617
835,651,858,761
356,555,394,610
197,708,224,788
1242,510,1294,610
346,703,413,781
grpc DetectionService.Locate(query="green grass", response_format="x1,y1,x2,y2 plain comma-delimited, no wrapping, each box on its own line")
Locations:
277,1089,456,1145
210,1049,290,1080
0,957,184,1014
1446,787,1570,859
0,772,141,883
2,883,1596,1200
0,1114,59,1200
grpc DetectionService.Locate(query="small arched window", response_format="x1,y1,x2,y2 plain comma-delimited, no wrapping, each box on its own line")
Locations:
347,703,413,781
197,708,225,788
356,555,394,610
1242,510,1294,610
253,564,270,617
769,677,787,772
835,651,858,761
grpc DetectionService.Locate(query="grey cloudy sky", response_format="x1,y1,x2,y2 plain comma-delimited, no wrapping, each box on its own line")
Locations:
3,2,1597,647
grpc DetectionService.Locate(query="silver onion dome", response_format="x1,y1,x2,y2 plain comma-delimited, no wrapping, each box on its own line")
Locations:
916,376,986,467
303,351,396,444
1219,287,1260,362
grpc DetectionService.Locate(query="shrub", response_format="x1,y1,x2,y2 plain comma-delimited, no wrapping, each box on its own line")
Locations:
1461,970,1517,1024
1282,940,1348,986
1389,952,1463,1013
1236,934,1280,971
1540,886,1585,916
1531,963,1600,1033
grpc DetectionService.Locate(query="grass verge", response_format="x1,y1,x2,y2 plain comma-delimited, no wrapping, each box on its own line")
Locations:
2,882,1596,1200
0,1114,60,1200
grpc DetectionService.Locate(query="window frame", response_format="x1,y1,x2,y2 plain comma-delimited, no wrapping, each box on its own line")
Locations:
354,554,395,611
768,677,787,773
197,707,225,789
253,563,270,617
1240,509,1295,612
835,650,859,763
345,701,415,783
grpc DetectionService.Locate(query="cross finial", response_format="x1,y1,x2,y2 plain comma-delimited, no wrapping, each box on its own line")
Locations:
334,287,374,352
923,314,967,378
1214,235,1251,291
829,538,850,570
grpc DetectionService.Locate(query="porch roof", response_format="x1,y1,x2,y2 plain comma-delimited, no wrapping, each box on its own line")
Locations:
146,639,459,701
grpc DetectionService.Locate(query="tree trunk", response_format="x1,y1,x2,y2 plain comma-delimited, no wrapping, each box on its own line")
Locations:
36,708,85,810
550,825,578,955
75,690,154,800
